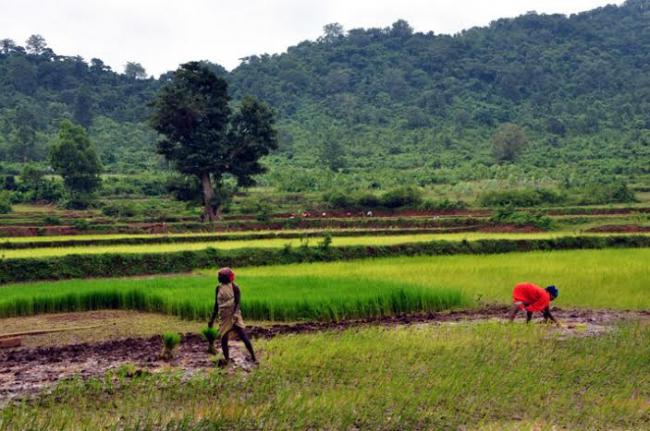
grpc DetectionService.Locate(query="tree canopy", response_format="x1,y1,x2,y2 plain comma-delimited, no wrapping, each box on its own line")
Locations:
150,62,277,220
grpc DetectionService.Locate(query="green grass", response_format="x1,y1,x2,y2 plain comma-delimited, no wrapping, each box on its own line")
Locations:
2,322,648,430
0,248,648,321
2,231,647,259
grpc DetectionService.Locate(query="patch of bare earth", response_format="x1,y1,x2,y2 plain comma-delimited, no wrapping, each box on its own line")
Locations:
0,306,647,405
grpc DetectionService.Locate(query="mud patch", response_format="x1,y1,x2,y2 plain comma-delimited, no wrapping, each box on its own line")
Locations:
0,306,646,405
0,333,255,406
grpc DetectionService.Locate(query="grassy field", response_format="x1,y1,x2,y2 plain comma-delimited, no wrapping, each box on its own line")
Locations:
2,322,648,430
1,248,648,321
2,231,647,259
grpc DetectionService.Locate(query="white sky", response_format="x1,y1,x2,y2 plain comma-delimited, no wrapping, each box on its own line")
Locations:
0,0,624,77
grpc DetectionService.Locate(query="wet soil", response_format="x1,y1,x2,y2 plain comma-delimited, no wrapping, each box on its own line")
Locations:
0,306,647,404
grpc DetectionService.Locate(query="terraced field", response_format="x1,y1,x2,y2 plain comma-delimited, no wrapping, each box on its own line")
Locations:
2,231,648,259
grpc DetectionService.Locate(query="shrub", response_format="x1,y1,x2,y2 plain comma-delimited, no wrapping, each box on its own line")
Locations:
0,191,12,214
255,202,272,222
162,332,181,360
490,207,554,230
380,187,423,209
72,219,91,231
357,193,381,208
421,199,467,211
323,190,354,209
43,216,62,225
101,202,139,218
578,182,637,205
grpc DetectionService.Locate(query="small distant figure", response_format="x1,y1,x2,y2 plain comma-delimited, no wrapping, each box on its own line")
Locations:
302,211,310,218
366,210,373,217
508,282,560,325
208,267,256,365
321,212,327,217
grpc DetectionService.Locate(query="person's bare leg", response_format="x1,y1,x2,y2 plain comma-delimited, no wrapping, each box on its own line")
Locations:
234,326,256,362
220,332,231,362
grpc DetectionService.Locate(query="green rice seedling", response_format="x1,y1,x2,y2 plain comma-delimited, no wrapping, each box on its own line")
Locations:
4,231,645,259
1,248,648,321
201,327,219,354
161,332,181,360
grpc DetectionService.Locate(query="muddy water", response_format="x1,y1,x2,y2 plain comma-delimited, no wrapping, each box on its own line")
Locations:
0,306,646,405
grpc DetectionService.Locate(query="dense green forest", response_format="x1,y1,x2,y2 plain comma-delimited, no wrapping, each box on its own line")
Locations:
1,0,649,196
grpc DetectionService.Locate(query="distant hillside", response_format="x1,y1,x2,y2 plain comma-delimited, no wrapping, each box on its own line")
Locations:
1,0,649,189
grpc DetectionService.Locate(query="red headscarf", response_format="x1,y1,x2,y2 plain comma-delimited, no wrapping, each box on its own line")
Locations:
218,267,235,282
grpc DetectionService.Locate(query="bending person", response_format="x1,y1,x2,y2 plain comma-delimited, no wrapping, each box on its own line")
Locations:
208,267,257,364
508,282,560,325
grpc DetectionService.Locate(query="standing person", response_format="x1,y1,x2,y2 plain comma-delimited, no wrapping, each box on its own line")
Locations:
208,267,257,365
508,282,560,325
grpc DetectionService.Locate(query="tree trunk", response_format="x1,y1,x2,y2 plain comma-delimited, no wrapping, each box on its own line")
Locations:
201,173,217,222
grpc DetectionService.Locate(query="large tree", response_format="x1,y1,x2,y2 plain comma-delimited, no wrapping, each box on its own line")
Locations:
491,123,529,163
150,62,277,221
50,120,102,207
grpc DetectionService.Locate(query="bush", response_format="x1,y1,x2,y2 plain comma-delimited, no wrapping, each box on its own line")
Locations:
323,190,354,209
479,189,565,207
64,196,95,210
255,202,272,222
380,187,423,209
72,219,92,230
421,199,467,211
578,182,637,205
490,207,554,230
0,191,12,214
101,202,139,218
43,216,62,225
357,193,381,208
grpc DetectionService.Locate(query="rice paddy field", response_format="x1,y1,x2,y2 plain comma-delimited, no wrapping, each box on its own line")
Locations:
2,231,648,259
1,220,649,430
1,248,648,320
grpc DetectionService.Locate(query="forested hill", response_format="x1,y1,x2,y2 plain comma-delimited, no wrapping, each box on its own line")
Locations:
1,0,649,187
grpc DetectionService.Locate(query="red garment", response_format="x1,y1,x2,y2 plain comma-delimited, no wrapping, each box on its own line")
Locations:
512,282,550,312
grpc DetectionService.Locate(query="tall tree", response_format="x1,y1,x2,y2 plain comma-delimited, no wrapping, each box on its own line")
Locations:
319,130,345,171
150,62,277,221
491,123,529,163
50,120,102,207
124,62,147,79
25,34,47,55
0,38,16,54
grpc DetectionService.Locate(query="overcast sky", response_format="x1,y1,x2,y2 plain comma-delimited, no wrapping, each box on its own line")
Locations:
1,0,624,76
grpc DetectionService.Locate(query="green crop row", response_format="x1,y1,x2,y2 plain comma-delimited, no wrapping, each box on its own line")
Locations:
0,227,480,250
0,235,648,283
